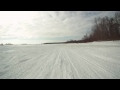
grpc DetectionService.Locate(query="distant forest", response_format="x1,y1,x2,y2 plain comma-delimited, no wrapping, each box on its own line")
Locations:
66,11,120,43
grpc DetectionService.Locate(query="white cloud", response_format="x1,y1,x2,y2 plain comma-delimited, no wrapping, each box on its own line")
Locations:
0,11,116,44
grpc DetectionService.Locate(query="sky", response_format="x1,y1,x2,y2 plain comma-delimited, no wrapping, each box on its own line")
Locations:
0,11,116,44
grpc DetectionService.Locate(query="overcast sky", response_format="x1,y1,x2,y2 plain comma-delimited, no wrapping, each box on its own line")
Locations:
0,11,116,44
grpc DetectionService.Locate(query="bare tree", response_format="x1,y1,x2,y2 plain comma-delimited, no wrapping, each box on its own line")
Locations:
87,12,120,42
66,11,120,43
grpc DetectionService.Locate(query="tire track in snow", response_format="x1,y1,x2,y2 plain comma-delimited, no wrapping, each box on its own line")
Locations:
35,48,62,79
64,49,81,79
85,47,120,62
1,47,56,79
47,48,62,79
75,48,120,78
24,48,57,79
69,49,120,79
21,48,56,77
68,49,103,79
1,43,120,79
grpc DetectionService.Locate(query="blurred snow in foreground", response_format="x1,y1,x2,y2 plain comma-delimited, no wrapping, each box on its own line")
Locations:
0,41,120,79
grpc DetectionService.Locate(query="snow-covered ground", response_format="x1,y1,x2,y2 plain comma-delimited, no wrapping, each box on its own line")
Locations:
0,41,120,79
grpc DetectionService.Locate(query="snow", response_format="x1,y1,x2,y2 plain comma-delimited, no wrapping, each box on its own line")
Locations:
0,41,120,79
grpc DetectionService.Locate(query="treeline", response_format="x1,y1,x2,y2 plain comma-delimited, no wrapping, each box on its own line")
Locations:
44,42,66,44
82,11,120,42
0,43,13,46
66,11,120,43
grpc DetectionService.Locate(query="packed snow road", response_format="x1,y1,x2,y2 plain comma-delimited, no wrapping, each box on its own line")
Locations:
0,41,120,79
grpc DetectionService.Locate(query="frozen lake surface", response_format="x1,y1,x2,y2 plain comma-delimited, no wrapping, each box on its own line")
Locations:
0,41,120,79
